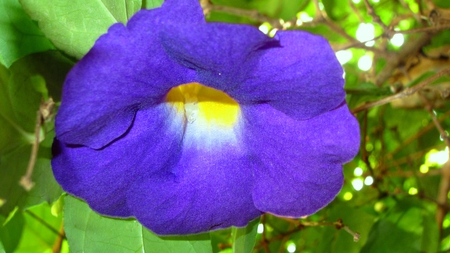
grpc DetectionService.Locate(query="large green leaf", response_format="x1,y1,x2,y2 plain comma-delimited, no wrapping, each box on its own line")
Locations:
14,203,63,253
231,218,259,253
143,0,164,9
19,0,141,59
0,211,24,253
361,219,420,253
0,0,55,67
64,195,214,253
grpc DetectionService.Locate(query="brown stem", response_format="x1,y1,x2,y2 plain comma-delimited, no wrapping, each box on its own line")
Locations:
352,68,450,114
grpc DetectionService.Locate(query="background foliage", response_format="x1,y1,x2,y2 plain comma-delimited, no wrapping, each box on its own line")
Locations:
1,0,449,252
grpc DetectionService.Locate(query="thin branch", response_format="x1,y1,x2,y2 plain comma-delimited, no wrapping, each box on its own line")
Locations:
399,0,422,23
352,68,450,114
19,110,41,191
260,215,271,253
419,95,450,148
387,110,450,157
419,92,450,237
20,98,55,191
375,33,434,86
276,217,360,242
52,222,66,253
25,210,66,238
201,0,281,28
363,0,390,34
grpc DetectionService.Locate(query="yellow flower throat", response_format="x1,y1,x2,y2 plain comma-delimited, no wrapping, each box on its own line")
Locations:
166,83,240,127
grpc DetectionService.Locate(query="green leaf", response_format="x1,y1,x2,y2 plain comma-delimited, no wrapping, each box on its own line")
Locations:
231,218,259,253
24,157,63,208
422,212,439,253
0,211,24,253
361,219,420,253
0,145,32,216
64,195,214,253
0,0,55,67
143,0,164,9
19,0,144,59
14,203,63,253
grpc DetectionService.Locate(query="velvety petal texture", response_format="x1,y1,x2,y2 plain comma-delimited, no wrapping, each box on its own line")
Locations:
52,0,360,235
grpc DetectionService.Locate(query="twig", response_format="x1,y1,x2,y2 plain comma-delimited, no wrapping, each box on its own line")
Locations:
363,0,390,35
25,209,66,238
19,110,41,191
387,110,450,157
260,215,270,253
375,33,434,86
201,0,281,28
436,161,450,238
20,98,55,191
419,94,450,148
396,24,450,34
52,222,66,253
352,68,450,114
276,217,360,242
399,0,423,23
419,93,450,237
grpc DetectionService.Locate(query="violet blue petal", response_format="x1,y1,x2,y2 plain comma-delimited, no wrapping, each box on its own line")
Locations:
55,1,201,149
242,102,360,216
233,31,346,120
126,107,261,235
159,22,277,92
52,104,184,217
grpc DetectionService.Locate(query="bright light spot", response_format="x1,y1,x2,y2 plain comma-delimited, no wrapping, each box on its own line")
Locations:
336,50,353,65
352,178,364,191
371,0,379,3
354,167,363,176
318,2,324,10
257,223,264,234
427,148,449,166
408,187,418,195
374,202,385,212
364,176,374,186
286,242,296,253
365,41,375,47
444,219,450,228
352,0,361,3
0,198,5,208
420,164,429,174
356,23,375,43
343,192,353,201
299,12,313,22
390,33,404,47
358,55,372,71
258,23,271,34
366,143,374,151
268,28,278,38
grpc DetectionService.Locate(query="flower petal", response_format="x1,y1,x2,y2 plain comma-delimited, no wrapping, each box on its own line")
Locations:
55,2,201,149
127,115,261,235
233,31,346,120
242,102,360,217
160,22,277,92
52,103,184,217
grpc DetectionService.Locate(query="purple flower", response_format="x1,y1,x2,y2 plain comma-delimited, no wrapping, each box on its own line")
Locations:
52,0,360,235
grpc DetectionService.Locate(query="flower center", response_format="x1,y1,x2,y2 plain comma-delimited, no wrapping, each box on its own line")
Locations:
166,83,240,127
